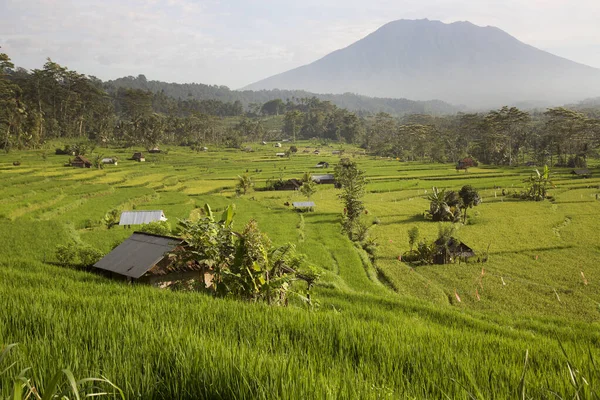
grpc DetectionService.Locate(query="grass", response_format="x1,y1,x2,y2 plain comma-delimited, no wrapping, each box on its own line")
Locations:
1,142,599,398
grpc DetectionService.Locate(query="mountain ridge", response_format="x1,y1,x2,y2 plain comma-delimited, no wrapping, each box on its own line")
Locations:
244,19,600,108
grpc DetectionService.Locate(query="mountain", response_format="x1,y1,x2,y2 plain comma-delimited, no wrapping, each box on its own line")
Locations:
105,76,462,115
244,19,600,108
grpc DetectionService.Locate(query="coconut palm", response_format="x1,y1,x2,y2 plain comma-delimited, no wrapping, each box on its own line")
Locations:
236,174,254,196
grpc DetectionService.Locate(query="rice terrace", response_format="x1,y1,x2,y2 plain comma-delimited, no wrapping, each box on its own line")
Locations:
1,140,599,398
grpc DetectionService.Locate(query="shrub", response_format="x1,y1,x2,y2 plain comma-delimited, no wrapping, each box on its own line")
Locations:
138,221,172,236
56,242,78,266
104,209,120,229
78,246,104,267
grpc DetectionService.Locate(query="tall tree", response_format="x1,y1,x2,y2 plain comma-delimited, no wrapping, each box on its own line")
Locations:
483,106,530,166
334,158,366,239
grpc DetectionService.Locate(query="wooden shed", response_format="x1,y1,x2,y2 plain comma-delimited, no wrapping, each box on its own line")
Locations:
132,152,145,162
275,179,302,191
456,157,478,171
433,238,475,264
315,161,329,168
311,174,335,185
71,155,92,168
92,232,210,287
571,169,591,178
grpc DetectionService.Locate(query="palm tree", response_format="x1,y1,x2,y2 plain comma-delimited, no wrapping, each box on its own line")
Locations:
236,174,253,196
427,187,461,222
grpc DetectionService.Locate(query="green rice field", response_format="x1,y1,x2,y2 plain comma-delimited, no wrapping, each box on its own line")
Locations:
1,143,599,398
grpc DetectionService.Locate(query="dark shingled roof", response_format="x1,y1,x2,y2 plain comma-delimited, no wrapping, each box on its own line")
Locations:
93,232,182,279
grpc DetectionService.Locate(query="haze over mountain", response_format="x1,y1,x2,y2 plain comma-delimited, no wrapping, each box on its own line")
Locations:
244,19,600,108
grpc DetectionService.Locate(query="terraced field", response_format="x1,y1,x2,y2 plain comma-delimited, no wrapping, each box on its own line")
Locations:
1,143,599,398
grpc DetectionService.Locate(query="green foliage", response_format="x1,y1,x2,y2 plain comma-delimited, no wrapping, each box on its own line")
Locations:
236,174,254,196
78,245,104,267
103,209,120,229
56,241,103,267
458,185,481,223
93,154,104,169
299,172,317,200
517,165,553,201
138,221,172,236
426,187,462,222
55,241,78,266
1,343,124,399
334,158,366,239
173,204,315,304
408,226,420,251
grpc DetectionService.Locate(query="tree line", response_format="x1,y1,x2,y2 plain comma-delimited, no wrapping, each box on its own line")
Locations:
0,54,243,151
2,51,599,165
365,107,600,166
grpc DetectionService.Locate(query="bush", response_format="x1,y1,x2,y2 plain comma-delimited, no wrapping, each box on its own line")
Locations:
104,209,120,229
56,242,78,266
56,242,104,267
138,221,172,236
78,246,104,267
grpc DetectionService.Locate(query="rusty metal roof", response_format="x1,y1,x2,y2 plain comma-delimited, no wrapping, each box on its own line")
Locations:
93,232,182,279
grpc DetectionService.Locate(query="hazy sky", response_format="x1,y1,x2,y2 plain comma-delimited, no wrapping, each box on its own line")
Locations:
1,0,599,89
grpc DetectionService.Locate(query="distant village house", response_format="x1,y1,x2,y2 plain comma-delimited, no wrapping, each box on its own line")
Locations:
101,158,118,165
132,152,145,162
70,155,92,168
311,174,336,185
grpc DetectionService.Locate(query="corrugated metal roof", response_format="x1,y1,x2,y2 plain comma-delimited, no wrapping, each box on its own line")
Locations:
293,202,315,208
311,174,334,181
119,210,166,225
93,232,181,279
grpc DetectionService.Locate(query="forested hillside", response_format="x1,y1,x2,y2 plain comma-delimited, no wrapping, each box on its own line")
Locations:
106,75,461,115
1,52,600,168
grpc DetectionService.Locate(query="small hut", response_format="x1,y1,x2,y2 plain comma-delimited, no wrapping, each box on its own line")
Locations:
331,150,341,155
292,201,315,212
132,152,145,162
274,143,282,148
311,174,335,184
275,179,302,191
92,232,196,283
433,238,475,264
102,158,118,165
456,157,477,171
315,161,329,168
71,155,92,168
149,147,161,153
571,169,591,178
201,147,208,152
261,141,267,145
276,152,286,158
313,149,320,155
